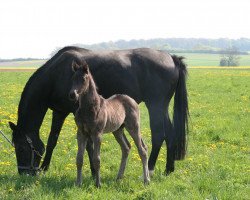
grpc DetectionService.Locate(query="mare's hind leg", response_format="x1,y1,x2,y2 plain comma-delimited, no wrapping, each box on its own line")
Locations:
164,113,175,175
76,131,88,186
41,111,68,171
113,128,131,180
125,122,150,184
145,102,166,176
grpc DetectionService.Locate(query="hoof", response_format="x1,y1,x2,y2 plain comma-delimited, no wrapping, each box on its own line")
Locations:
144,178,150,185
75,181,82,187
40,165,49,172
149,170,154,177
165,168,174,176
116,176,123,181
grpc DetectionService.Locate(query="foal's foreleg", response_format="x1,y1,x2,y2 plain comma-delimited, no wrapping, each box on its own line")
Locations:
86,138,96,178
113,129,131,180
91,134,102,188
76,132,87,186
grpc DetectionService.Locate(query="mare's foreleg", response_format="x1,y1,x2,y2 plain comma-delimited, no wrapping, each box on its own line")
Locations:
76,131,88,186
41,111,68,171
113,129,131,180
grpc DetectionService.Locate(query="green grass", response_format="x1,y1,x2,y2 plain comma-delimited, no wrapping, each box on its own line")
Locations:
0,69,249,199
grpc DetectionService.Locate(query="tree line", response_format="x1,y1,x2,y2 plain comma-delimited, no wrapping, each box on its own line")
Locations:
76,38,250,53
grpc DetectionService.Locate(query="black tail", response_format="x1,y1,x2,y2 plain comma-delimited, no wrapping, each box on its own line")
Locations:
171,55,189,160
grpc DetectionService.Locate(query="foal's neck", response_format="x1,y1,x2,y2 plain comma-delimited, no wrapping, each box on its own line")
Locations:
79,75,101,111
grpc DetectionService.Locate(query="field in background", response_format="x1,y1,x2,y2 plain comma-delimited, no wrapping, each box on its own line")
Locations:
0,60,46,68
0,68,249,199
178,53,250,66
0,53,250,68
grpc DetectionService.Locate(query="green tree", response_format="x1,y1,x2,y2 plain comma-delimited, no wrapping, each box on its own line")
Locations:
219,46,240,66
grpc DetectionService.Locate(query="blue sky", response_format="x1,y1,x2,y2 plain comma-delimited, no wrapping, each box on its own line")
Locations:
0,0,249,58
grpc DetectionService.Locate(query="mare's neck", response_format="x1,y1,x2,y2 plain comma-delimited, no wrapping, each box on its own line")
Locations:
17,103,48,136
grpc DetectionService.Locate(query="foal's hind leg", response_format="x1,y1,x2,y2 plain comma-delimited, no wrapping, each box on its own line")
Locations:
76,131,88,186
113,128,131,180
125,122,150,184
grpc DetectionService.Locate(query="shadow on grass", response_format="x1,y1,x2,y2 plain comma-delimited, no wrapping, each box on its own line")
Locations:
0,172,127,194
0,169,167,196
0,174,75,195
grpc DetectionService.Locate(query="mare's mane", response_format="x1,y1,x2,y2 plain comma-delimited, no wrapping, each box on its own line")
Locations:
17,47,89,128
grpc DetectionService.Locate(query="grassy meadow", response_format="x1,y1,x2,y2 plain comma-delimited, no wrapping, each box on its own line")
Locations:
0,68,249,199
178,53,250,66
0,60,46,68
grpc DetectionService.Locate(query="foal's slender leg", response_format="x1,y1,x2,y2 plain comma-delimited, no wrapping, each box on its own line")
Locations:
126,123,150,184
90,134,102,188
141,138,148,153
86,137,96,178
76,131,88,186
113,128,131,180
41,111,68,171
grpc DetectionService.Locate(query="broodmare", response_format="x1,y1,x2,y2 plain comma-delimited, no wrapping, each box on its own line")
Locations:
9,46,188,176
71,61,149,187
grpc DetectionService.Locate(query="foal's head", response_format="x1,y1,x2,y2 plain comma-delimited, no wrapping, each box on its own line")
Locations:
69,60,90,102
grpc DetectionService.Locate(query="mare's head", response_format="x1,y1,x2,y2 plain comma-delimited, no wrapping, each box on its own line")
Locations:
69,60,90,102
9,122,45,175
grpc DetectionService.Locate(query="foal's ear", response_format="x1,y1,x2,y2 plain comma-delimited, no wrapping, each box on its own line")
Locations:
82,64,89,74
72,60,80,72
9,121,17,131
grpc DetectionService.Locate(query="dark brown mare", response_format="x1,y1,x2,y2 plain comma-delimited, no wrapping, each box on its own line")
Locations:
71,61,150,187
9,46,188,176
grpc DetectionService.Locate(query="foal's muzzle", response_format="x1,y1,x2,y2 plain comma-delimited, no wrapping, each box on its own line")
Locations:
69,90,79,101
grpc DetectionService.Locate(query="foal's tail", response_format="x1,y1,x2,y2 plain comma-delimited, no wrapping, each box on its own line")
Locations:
171,55,189,160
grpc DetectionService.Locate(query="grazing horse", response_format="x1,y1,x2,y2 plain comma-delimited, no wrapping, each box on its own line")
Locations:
70,60,150,187
9,46,188,176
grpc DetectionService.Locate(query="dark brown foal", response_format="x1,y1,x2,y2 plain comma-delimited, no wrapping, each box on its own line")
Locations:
69,60,150,187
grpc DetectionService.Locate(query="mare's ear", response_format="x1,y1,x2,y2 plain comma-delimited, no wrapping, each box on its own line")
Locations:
9,121,17,131
72,60,80,72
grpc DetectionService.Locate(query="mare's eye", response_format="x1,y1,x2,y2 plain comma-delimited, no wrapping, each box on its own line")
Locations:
18,147,25,153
